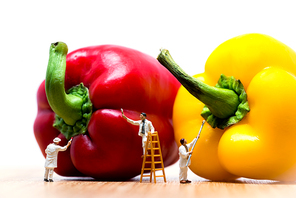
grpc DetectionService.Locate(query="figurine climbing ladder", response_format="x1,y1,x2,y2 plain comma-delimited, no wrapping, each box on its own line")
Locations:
140,131,166,183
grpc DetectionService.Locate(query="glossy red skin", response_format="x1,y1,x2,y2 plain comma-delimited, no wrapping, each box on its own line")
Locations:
34,45,180,180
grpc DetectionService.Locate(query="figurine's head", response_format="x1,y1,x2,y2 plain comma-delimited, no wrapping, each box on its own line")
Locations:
140,112,146,120
180,138,187,145
53,137,61,144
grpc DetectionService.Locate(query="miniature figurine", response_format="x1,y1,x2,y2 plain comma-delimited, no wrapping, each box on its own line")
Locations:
44,137,72,182
121,109,155,157
179,137,196,184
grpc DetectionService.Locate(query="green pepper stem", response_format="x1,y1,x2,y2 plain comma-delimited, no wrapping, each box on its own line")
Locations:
45,42,82,126
157,49,240,119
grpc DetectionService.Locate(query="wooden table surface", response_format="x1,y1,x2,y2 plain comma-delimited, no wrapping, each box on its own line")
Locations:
1,166,296,198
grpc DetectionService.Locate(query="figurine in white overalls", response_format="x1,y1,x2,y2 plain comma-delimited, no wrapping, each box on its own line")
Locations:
44,137,72,182
179,138,196,184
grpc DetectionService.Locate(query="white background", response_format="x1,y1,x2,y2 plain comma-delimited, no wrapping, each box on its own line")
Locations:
1,0,296,171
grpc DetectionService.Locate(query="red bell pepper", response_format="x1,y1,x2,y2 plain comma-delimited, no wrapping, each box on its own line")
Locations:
34,42,180,180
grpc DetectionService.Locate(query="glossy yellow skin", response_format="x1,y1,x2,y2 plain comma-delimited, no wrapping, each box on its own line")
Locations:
173,33,296,181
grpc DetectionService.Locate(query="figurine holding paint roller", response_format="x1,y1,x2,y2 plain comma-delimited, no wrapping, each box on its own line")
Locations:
179,120,205,184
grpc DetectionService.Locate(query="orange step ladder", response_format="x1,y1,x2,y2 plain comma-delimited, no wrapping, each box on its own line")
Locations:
140,131,166,183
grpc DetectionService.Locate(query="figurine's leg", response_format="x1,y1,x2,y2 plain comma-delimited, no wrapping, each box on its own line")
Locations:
142,136,147,155
44,168,49,182
179,167,188,183
184,167,188,181
48,168,54,182
142,144,146,155
179,167,183,181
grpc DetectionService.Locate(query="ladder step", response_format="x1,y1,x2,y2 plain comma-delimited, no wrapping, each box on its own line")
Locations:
146,155,161,157
144,161,162,163
147,148,160,150
143,168,164,171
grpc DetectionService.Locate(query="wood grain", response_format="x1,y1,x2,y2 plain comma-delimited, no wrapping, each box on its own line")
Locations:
1,166,296,198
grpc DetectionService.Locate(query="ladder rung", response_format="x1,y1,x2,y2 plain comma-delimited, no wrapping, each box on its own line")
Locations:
155,175,165,178
146,155,161,157
151,141,159,143
145,168,164,171
141,175,152,177
144,163,162,165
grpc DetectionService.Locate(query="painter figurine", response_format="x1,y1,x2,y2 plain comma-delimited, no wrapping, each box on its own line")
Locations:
44,137,72,182
179,137,197,184
121,109,155,157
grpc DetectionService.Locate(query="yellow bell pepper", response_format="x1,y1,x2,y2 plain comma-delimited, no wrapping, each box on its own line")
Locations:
157,33,296,181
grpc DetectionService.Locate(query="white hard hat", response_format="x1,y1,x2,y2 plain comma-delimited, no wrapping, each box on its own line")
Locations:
53,137,61,143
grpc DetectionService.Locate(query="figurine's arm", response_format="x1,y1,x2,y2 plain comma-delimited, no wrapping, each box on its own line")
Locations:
127,118,140,125
187,138,197,150
59,139,72,151
121,108,140,125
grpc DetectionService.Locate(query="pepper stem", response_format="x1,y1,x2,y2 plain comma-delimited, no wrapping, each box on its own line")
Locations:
157,49,249,129
45,42,92,139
